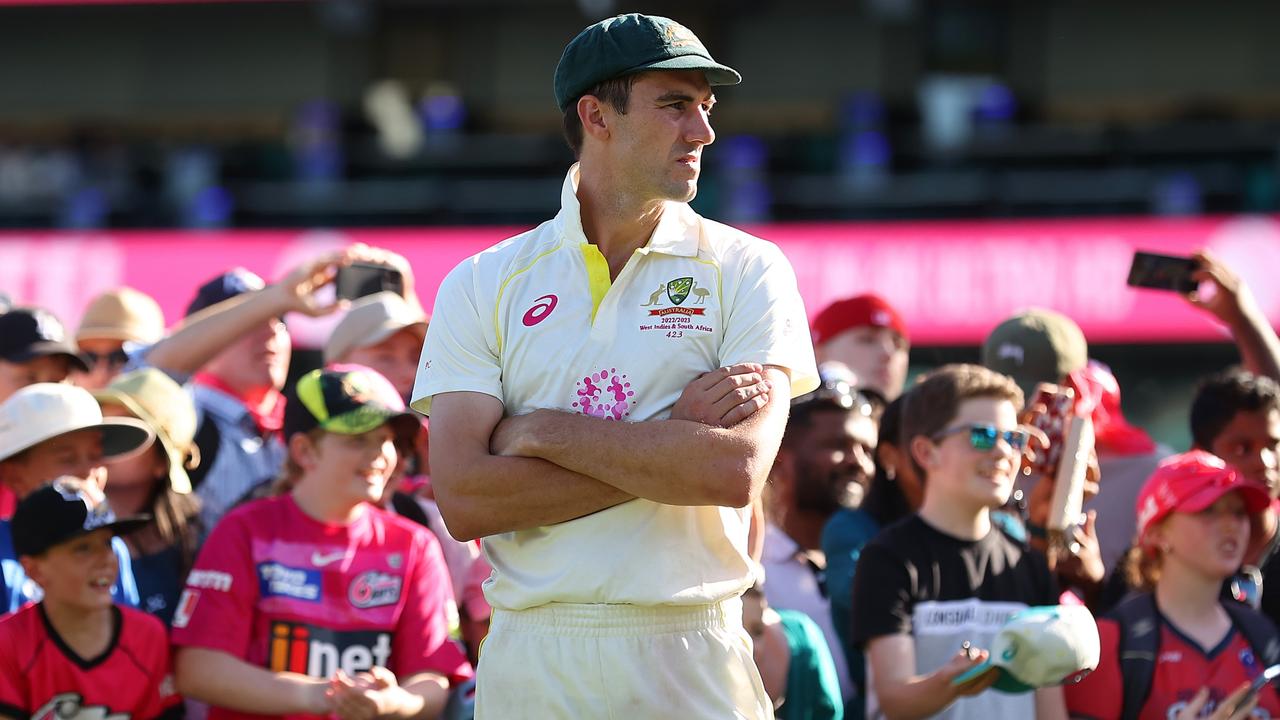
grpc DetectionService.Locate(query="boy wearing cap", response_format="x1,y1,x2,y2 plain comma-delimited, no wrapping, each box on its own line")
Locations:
0,481,180,720
812,294,910,402
172,367,470,719
850,364,1065,719
0,383,155,613
75,287,166,391
1066,452,1280,719
415,12,816,719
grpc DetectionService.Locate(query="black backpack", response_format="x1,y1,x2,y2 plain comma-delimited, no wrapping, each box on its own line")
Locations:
1112,592,1280,720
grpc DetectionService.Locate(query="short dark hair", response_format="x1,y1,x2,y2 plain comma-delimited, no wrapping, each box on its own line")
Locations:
561,74,640,157
1190,368,1280,449
902,364,1024,478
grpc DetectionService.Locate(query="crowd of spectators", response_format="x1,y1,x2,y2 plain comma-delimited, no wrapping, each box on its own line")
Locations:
0,239,1277,720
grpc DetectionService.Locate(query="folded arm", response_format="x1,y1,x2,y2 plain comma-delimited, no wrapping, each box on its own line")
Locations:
493,366,791,508
427,391,635,541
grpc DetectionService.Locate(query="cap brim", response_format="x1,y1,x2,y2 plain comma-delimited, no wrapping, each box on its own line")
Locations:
951,664,1035,694
321,406,419,439
1179,481,1272,516
636,56,741,86
99,418,155,461
7,342,90,373
324,319,427,364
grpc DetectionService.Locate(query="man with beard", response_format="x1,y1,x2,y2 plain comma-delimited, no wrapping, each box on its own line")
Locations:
761,362,878,704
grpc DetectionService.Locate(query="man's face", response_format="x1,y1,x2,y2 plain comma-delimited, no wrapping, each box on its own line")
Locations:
73,338,129,391
0,355,73,404
789,408,878,516
600,70,716,204
3,429,107,499
342,327,424,401
817,326,909,401
1209,407,1280,495
206,316,291,393
922,397,1021,511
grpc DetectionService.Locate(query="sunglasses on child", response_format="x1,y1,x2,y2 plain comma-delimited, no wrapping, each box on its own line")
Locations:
931,424,1030,452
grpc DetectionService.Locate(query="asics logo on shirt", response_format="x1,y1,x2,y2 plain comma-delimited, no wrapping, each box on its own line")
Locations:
311,550,347,567
268,622,392,678
522,294,557,326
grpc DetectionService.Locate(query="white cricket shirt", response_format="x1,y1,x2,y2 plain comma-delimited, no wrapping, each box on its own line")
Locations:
412,164,818,610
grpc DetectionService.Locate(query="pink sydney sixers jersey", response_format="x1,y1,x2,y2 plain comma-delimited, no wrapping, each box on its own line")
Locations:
171,495,472,720
0,603,180,720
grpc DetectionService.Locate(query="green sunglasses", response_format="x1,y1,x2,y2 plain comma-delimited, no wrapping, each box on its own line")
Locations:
931,423,1030,452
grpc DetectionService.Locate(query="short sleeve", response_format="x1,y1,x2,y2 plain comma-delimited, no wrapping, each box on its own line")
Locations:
169,512,257,657
1063,619,1122,720
411,260,503,416
392,529,473,684
718,240,819,398
850,540,915,649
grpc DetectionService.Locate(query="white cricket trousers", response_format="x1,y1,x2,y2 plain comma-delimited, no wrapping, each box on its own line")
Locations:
474,597,772,719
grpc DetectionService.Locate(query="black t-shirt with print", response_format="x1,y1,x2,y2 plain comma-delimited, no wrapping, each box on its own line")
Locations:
850,513,1058,720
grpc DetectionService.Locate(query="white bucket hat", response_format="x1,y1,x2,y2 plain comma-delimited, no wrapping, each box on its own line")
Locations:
324,291,427,364
0,383,155,464
952,604,1100,693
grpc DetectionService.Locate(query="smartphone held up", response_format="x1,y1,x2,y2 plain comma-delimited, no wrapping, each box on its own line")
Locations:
1126,251,1200,294
336,262,406,301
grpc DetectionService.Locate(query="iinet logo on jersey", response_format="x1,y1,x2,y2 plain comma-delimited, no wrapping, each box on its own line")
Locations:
268,622,392,678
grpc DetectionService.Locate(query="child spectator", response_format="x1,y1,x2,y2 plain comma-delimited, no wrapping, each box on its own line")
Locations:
811,294,910,402
0,383,154,612
95,368,203,625
744,581,844,720
172,366,471,719
1065,452,1280,719
851,364,1063,719
0,480,180,719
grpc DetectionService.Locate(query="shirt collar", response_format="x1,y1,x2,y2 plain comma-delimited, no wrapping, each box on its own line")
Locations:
556,163,700,258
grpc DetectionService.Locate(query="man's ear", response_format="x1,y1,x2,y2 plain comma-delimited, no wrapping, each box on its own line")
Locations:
578,95,611,144
909,435,939,473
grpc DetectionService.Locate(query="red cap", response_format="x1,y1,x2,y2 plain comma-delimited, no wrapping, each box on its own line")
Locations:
811,294,908,346
1074,361,1156,456
1135,450,1271,548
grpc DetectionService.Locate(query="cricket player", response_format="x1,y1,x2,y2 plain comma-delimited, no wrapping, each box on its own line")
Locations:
413,13,819,719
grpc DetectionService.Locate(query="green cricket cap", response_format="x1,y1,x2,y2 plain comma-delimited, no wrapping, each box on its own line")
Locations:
283,365,420,444
553,13,741,112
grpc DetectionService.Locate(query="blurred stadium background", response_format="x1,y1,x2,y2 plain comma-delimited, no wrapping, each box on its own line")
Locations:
3,0,1280,448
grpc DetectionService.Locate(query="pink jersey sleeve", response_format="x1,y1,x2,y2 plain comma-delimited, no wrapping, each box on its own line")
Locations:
393,528,472,684
1063,619,1121,720
169,510,257,658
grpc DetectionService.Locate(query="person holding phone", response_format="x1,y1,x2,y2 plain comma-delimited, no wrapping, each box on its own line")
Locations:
1064,452,1280,720
142,245,417,531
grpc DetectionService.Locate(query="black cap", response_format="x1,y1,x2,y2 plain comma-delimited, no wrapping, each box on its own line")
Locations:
0,308,89,373
185,268,266,318
12,481,150,557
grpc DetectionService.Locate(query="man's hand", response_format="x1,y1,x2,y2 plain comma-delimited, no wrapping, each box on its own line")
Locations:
671,363,772,428
490,410,545,457
1186,249,1257,327
1051,510,1106,588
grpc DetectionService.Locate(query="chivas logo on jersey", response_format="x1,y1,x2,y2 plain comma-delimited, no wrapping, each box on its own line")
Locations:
267,622,392,678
